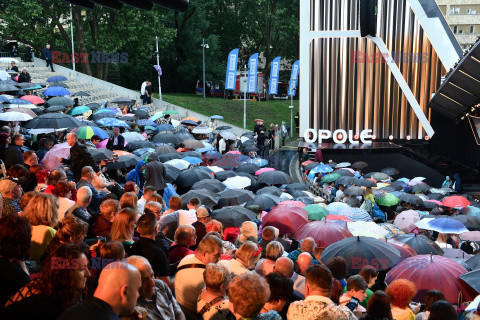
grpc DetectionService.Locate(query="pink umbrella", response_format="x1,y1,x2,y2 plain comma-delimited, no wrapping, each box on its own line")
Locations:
255,167,275,176
394,210,421,233
408,180,424,186
294,220,352,248
386,255,475,304
262,205,308,234
21,95,45,105
385,238,417,261
227,151,241,155
278,200,306,208
460,231,480,242
425,199,443,206
97,139,127,149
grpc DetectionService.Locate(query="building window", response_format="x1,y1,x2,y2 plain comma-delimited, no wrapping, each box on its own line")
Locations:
455,7,460,15
454,26,458,34
473,10,477,14
450,7,455,14
467,8,471,14
471,26,475,33
459,29,463,34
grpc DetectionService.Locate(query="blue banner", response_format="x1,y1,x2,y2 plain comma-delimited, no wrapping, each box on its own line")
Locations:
288,60,300,96
225,48,239,90
268,56,281,95
247,53,259,93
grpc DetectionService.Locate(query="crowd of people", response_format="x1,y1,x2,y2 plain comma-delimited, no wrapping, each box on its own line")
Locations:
0,70,479,320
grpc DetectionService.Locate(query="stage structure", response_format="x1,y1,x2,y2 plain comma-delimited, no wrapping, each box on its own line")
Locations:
299,0,463,140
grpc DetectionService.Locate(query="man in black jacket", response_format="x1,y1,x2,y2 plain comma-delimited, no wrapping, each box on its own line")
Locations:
4,134,25,170
66,133,99,182
18,69,31,83
106,127,125,151
144,153,166,196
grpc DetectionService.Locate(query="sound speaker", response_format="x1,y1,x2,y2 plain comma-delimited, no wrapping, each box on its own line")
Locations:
360,0,377,37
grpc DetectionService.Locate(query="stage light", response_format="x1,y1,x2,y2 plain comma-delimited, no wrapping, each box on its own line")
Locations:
337,133,343,140
354,134,359,140
461,116,465,120
406,135,411,140
371,135,376,140
388,135,394,140
425,136,430,141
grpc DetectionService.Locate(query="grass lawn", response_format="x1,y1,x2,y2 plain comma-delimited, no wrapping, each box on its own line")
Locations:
154,93,299,133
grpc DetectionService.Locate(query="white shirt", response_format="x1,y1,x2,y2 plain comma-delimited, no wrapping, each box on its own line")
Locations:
58,197,75,221
175,254,205,311
178,209,197,225
138,196,147,214
141,81,147,95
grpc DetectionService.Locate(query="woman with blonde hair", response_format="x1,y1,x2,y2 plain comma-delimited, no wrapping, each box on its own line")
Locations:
42,215,88,261
21,193,59,262
197,263,231,320
109,207,138,253
255,241,284,276
120,192,139,212
235,221,258,248
222,241,262,277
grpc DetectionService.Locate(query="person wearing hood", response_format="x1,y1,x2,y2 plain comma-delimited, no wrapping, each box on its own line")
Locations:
126,160,146,194
442,176,453,188
453,173,462,193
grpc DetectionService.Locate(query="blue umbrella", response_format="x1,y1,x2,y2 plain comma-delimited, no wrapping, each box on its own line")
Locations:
5,98,32,105
426,218,469,234
181,119,199,126
183,156,202,164
0,95,10,103
197,145,216,153
133,147,155,160
47,75,68,82
43,86,71,96
310,164,333,174
137,119,157,127
157,123,174,132
203,150,222,158
249,158,268,167
94,109,117,116
210,115,224,120
96,118,129,128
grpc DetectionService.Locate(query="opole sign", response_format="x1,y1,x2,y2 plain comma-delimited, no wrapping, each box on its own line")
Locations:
304,129,374,144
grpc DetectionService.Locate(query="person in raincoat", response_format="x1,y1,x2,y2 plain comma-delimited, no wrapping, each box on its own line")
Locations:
442,176,453,188
126,160,146,192
453,173,462,193
280,121,289,146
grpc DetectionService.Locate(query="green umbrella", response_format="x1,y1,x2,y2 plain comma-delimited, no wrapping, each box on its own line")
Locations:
375,193,399,207
321,173,342,183
67,105,90,116
162,110,179,115
305,205,329,221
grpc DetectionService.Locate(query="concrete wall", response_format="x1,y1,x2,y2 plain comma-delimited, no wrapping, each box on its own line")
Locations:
34,57,251,136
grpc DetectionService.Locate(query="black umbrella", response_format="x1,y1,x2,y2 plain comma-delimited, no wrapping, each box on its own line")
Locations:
285,183,308,192
256,186,283,197
452,216,480,231
48,82,69,88
351,161,368,170
14,82,38,89
44,105,66,112
241,139,256,147
72,91,90,97
175,168,213,190
215,126,232,131
31,108,43,115
215,170,237,182
179,151,202,158
126,140,155,152
398,194,424,206
423,201,439,209
236,163,260,175
24,113,81,129
383,184,404,191
393,234,444,255
344,186,365,196
181,189,220,208
133,109,149,119
412,183,431,193
212,206,257,228
466,254,480,270
321,236,401,275
246,193,281,211
304,162,321,171
155,144,177,154
381,167,399,176
334,168,355,177
192,179,226,193
119,116,135,122
242,132,255,138
218,189,255,207
111,97,133,104
295,196,315,205
428,193,444,200
157,152,182,162
86,102,101,110
45,96,75,107
152,133,182,144
289,190,308,198
459,269,480,293
90,112,115,121
354,179,377,188
257,171,293,186
164,163,182,183
181,119,199,126
105,154,141,170
336,176,356,186
88,148,113,162
0,85,20,92
243,146,259,153
176,130,194,141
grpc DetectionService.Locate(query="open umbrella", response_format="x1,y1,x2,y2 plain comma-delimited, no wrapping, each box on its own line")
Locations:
286,183,308,192
105,154,141,170
192,179,226,193
236,163,260,175
295,220,353,248
43,86,71,96
257,171,293,186
157,153,182,162
304,205,329,221
326,202,354,217
278,200,307,208
347,221,390,238
394,210,421,233
354,179,377,188
256,186,283,197
320,173,342,183
0,112,33,122
460,231,480,242
452,216,480,231
223,176,251,190
426,217,469,234
322,236,401,274
152,133,182,144
387,255,474,303
5,107,37,118
217,189,255,207
46,142,72,159
255,168,275,176
46,75,68,82
181,189,220,207
88,148,113,162
398,194,424,206
393,234,444,255
210,115,224,120
133,109,149,119
111,97,133,104
72,126,109,139
125,140,155,152
262,205,308,234
246,194,281,211
72,91,90,97
45,96,74,107
122,132,147,143
182,139,204,149
212,206,257,228
67,106,90,116
44,105,66,113
162,164,181,184
334,168,355,177
216,125,232,131
96,118,129,128
175,168,213,191
350,208,373,222
344,186,364,197
412,183,431,193
24,113,81,129
20,95,45,105
381,167,399,176
192,126,212,134
215,170,237,181
384,238,417,260
442,196,471,208
165,159,190,170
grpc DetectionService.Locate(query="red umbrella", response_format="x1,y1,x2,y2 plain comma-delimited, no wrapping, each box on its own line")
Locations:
294,220,353,248
385,238,417,260
20,95,45,105
278,200,306,208
262,204,308,234
386,255,475,303
325,214,353,222
442,196,471,208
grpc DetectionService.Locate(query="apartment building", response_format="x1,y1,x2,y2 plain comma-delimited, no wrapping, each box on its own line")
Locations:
437,0,480,49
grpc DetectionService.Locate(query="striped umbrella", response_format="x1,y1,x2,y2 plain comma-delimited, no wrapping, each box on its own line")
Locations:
72,126,109,139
